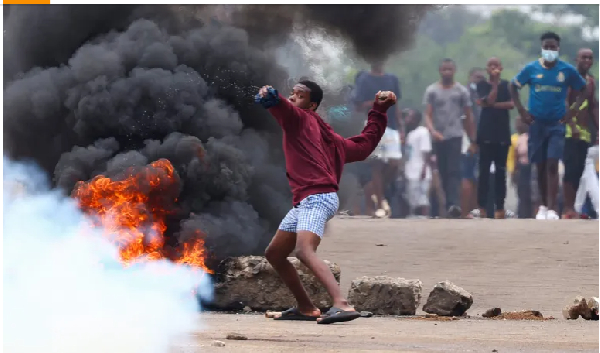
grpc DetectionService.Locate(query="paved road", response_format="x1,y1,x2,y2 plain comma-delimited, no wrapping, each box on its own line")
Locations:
185,219,599,352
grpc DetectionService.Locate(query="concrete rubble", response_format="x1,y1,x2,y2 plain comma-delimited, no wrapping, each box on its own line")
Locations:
482,307,502,318
210,256,339,311
563,296,599,320
347,276,423,315
422,280,473,317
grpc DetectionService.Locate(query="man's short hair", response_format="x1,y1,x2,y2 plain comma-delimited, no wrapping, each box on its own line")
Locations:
440,58,456,67
540,31,560,44
469,67,484,76
299,80,323,107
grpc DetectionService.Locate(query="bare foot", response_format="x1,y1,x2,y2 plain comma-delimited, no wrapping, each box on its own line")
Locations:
268,307,321,319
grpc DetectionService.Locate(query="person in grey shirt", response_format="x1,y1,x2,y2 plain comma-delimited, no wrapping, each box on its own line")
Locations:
423,58,477,218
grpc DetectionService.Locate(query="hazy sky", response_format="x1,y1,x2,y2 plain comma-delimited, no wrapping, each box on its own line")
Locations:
467,5,597,39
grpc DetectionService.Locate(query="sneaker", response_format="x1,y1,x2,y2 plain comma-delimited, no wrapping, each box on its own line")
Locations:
535,206,548,220
546,209,560,220
448,205,462,219
469,209,481,219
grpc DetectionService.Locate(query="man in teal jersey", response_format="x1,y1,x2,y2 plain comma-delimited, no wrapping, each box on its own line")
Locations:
510,32,588,220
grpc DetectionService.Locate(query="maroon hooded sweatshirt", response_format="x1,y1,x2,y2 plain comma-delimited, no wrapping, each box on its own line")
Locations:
268,94,388,205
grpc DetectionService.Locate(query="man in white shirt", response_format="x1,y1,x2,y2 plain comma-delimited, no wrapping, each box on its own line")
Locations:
404,109,432,216
368,125,402,217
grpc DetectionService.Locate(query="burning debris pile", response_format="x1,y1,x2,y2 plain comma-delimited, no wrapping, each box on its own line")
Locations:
4,5,435,269
72,158,211,272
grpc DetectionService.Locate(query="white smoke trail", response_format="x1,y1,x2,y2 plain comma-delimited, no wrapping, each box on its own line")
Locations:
277,29,355,93
3,156,212,353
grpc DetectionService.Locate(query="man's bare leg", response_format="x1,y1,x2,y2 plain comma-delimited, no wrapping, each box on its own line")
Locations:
363,181,375,216
265,230,320,318
460,179,475,218
294,230,355,320
563,180,577,217
371,161,385,211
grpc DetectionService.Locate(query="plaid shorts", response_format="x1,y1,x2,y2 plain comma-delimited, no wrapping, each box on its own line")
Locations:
278,192,339,238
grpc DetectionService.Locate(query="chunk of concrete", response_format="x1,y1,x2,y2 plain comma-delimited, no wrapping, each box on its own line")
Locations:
210,256,339,311
587,297,599,320
347,276,422,315
423,281,473,316
482,307,502,318
562,296,591,320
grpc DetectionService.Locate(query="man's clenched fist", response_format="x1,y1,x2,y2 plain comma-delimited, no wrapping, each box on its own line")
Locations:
255,85,280,109
374,91,397,111
258,85,273,98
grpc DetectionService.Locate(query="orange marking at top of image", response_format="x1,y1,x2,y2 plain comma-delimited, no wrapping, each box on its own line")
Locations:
4,0,50,4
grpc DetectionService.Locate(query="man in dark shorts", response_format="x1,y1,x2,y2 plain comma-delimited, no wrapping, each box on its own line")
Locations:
424,58,477,218
476,57,515,218
255,81,397,324
562,48,598,218
510,32,588,220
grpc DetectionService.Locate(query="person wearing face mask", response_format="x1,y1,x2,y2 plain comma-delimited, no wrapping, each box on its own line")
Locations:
510,32,588,220
423,58,477,218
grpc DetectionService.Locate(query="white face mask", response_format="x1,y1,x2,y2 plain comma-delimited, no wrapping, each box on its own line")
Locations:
541,49,559,62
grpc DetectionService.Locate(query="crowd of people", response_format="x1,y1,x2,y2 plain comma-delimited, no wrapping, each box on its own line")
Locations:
324,31,599,220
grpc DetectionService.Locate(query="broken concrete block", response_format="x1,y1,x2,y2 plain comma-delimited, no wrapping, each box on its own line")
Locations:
210,256,338,311
211,340,226,347
482,307,502,318
226,332,248,340
347,276,422,315
423,281,473,316
587,297,599,320
562,296,591,320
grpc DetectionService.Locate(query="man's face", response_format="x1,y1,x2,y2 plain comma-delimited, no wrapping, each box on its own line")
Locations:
486,58,502,76
542,38,559,52
289,86,316,110
470,70,485,84
439,62,455,82
404,110,417,128
577,49,594,72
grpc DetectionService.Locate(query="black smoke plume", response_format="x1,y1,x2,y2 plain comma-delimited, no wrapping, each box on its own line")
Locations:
4,5,435,265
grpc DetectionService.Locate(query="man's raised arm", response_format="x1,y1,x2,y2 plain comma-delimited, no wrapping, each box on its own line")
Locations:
255,85,303,129
344,91,397,163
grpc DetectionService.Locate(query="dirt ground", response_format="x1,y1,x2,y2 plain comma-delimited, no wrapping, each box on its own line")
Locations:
183,218,599,353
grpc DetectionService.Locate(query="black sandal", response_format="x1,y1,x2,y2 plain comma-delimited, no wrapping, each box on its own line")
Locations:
273,308,319,321
317,307,361,325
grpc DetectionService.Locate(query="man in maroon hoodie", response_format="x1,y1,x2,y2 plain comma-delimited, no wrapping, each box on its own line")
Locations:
256,81,397,324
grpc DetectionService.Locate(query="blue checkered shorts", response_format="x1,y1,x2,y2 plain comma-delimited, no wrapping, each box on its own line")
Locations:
278,192,339,238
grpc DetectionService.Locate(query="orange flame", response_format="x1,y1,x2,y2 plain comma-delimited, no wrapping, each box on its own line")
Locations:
72,159,212,273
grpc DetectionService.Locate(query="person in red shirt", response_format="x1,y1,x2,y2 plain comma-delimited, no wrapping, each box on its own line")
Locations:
255,81,397,324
